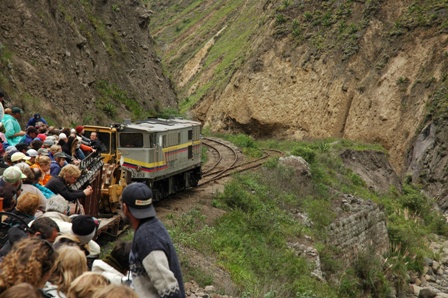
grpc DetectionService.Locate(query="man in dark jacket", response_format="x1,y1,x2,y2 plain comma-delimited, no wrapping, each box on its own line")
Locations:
121,183,185,298
27,113,48,127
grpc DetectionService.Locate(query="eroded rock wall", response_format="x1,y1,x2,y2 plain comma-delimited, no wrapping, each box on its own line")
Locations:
192,2,447,173
0,0,177,125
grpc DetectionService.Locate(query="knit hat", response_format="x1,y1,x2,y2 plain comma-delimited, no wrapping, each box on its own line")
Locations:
121,183,156,219
58,133,67,140
2,166,27,183
71,215,99,244
26,149,38,157
37,134,47,141
75,126,84,134
11,152,31,162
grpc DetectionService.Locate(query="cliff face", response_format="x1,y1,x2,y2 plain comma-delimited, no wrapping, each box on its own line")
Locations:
149,0,448,176
0,0,177,126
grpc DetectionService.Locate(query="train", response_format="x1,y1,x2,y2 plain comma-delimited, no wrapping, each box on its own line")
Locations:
82,118,203,204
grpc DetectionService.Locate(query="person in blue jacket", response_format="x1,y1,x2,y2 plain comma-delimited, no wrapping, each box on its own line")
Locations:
27,113,48,127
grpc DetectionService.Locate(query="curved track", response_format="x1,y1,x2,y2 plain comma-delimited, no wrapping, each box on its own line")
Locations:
200,137,283,186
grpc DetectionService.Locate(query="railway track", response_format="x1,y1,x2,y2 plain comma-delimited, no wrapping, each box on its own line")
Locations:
200,137,283,186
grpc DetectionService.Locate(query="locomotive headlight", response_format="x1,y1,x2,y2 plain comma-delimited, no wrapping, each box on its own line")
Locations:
136,165,142,172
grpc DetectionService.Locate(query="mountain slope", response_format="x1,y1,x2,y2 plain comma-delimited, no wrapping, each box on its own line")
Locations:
0,0,177,126
148,0,448,174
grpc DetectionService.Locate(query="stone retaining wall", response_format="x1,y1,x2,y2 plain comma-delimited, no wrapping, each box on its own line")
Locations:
326,197,389,266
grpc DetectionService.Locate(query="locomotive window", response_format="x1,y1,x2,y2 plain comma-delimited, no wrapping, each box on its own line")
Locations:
120,133,143,148
188,130,193,140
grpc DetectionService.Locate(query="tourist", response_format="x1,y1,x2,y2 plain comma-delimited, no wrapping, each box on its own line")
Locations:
0,238,57,293
44,246,88,298
92,241,131,284
2,107,26,146
121,183,185,297
66,272,110,298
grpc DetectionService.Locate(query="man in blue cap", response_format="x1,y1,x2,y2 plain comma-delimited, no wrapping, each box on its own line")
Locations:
27,113,47,127
121,182,185,298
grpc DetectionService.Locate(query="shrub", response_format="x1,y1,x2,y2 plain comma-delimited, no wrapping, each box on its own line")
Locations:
338,269,361,298
353,250,391,297
291,146,316,164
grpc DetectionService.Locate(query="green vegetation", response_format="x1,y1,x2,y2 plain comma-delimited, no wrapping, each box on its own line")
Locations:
274,0,382,60
163,134,448,297
95,80,142,120
147,0,262,114
95,80,181,121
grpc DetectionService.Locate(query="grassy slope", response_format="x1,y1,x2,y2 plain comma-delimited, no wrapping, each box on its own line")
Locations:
146,0,264,113
164,133,448,297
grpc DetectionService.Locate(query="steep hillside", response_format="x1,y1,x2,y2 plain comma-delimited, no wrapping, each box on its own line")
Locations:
0,0,177,126
148,0,448,176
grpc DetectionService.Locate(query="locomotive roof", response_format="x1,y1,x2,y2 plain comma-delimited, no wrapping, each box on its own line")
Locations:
123,118,201,132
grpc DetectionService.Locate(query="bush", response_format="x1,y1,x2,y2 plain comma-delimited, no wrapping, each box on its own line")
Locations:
291,146,316,164
338,269,361,298
353,251,391,297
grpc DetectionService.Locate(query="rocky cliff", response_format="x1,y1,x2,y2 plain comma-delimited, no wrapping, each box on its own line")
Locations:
149,0,448,177
0,0,177,126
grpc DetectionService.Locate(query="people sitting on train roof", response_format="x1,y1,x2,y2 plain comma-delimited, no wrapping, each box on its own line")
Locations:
37,148,50,157
51,211,101,257
14,142,29,154
15,163,47,216
11,152,30,165
0,183,18,212
75,126,92,146
0,166,25,198
2,107,26,147
50,152,67,177
27,113,48,128
31,156,52,186
22,126,38,146
36,122,48,134
42,138,54,149
46,164,93,204
0,148,17,175
29,167,55,200
92,241,132,285
49,144,63,160
62,136,85,164
4,192,40,227
90,132,107,153
78,136,95,156
30,139,43,151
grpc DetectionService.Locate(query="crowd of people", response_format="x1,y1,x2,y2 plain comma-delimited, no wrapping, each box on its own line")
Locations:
0,103,186,297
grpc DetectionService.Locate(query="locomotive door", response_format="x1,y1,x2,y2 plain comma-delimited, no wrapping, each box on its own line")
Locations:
156,133,165,163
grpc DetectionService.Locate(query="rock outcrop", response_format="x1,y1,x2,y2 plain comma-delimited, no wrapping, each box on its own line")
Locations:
0,0,177,125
